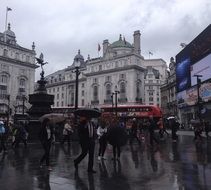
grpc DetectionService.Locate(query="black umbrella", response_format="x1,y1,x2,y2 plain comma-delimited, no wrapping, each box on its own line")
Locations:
107,126,128,146
74,108,101,118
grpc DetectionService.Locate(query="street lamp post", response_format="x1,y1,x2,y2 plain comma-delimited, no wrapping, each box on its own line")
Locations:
73,59,81,110
114,86,120,117
22,95,27,116
194,74,203,122
7,94,10,126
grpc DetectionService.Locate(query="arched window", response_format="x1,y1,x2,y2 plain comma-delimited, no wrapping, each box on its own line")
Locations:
0,75,8,84
19,78,26,87
105,84,111,100
119,82,126,99
19,78,26,95
93,86,98,101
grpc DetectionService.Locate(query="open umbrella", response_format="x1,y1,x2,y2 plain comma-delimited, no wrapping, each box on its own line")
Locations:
74,108,101,118
39,113,66,124
107,126,128,147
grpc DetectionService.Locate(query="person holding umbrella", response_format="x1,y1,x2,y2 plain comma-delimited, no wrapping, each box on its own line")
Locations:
74,115,97,173
39,118,54,171
107,117,128,161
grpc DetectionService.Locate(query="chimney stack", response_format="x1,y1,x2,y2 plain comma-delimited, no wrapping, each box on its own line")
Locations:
133,30,141,55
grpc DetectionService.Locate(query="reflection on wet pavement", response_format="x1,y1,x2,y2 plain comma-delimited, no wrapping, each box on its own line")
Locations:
0,134,211,189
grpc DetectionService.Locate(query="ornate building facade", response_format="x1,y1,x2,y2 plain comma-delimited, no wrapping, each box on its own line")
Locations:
0,23,37,119
160,57,177,118
45,31,167,109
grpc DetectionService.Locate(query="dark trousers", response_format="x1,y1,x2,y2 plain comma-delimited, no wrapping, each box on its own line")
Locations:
130,133,141,144
12,136,27,148
149,132,159,146
61,135,71,145
172,129,178,140
40,140,51,166
0,135,6,152
74,139,95,171
113,145,120,158
194,131,202,141
98,138,107,157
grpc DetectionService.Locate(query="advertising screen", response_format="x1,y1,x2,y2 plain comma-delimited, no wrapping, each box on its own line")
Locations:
191,54,211,86
176,58,191,92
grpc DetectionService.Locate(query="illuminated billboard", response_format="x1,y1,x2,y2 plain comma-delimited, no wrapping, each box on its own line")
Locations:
191,54,211,86
176,24,211,93
176,58,191,92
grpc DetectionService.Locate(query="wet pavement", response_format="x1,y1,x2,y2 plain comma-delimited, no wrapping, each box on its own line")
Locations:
1,132,211,190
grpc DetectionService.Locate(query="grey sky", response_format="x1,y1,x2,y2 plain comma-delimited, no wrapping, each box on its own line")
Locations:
1,0,211,80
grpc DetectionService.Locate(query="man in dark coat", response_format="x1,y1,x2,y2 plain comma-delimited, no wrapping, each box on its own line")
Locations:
39,118,54,171
74,116,97,173
129,118,141,145
148,116,159,146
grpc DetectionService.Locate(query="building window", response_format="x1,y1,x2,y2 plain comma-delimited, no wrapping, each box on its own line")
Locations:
57,87,59,92
148,74,153,78
105,76,111,82
82,83,85,88
62,86,64,91
82,99,84,106
71,92,74,106
57,102,59,107
61,101,64,107
15,53,20,60
49,89,51,93
82,90,85,96
0,75,8,83
119,73,126,80
149,86,153,90
0,85,7,99
149,92,153,96
136,82,140,98
53,88,55,92
19,78,26,87
105,84,111,100
99,65,102,71
3,49,8,57
149,97,153,101
149,80,153,83
62,93,64,99
93,78,97,83
120,82,126,99
57,94,59,99
26,56,30,62
93,86,98,101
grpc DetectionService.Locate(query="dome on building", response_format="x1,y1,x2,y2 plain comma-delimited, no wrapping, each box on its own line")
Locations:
3,23,16,38
71,50,85,68
74,49,84,61
110,34,133,48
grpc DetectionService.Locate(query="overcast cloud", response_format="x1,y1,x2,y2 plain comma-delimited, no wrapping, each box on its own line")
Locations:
1,0,211,80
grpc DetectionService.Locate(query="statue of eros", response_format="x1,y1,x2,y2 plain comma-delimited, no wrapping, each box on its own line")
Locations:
36,53,48,78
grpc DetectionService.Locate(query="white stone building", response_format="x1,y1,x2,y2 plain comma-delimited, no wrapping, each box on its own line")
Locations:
45,31,167,109
0,23,37,117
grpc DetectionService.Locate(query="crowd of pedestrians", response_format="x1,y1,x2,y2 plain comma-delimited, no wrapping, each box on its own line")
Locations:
1,114,211,175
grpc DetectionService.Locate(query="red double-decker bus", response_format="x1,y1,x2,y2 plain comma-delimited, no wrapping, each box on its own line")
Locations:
101,105,162,128
101,105,162,119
